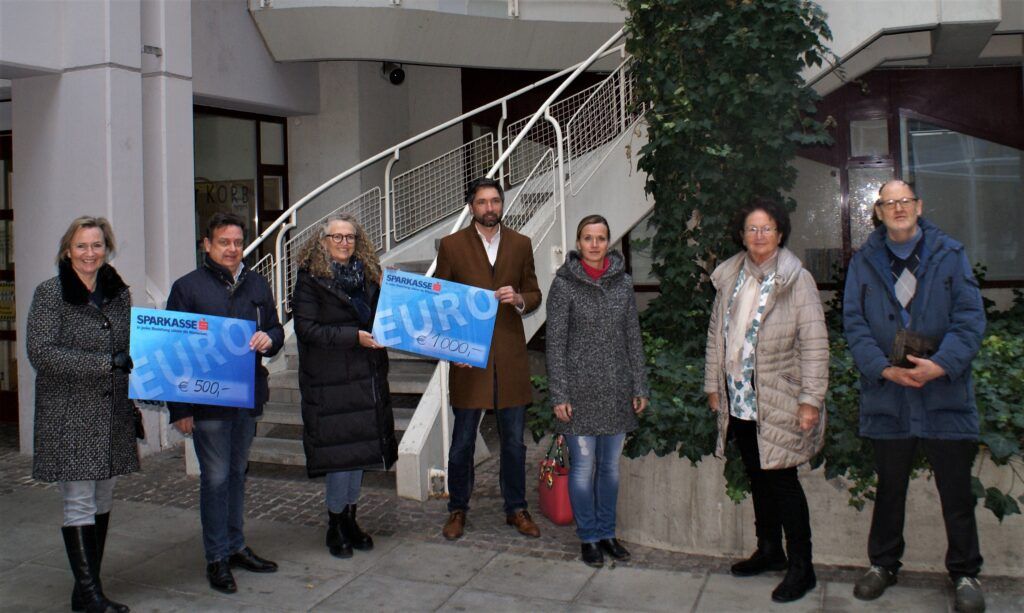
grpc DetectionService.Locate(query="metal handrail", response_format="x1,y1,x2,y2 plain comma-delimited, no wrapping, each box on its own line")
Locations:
242,34,626,260
424,26,626,276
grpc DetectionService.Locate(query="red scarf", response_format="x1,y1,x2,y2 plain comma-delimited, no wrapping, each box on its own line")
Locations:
581,257,610,280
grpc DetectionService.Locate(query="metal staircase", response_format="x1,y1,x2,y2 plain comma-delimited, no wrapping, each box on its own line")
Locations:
243,28,653,493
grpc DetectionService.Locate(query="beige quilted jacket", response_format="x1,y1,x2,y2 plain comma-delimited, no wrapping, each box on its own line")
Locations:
704,248,829,470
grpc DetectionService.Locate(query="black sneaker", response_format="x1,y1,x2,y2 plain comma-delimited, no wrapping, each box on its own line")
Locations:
853,565,897,600
953,576,985,613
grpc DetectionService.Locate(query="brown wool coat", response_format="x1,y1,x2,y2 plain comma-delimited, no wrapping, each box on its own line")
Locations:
434,223,541,409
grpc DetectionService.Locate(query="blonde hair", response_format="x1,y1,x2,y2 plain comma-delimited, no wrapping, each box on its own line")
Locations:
56,216,116,265
295,213,382,283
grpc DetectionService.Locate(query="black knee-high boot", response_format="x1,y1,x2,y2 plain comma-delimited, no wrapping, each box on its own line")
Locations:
72,514,125,611
62,525,129,613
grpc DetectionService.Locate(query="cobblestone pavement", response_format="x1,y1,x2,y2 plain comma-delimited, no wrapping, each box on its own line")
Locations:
1,422,1020,598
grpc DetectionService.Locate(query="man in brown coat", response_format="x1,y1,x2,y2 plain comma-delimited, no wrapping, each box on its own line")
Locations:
435,177,542,540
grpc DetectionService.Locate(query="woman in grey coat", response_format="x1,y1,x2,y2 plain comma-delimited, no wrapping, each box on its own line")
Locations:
546,214,649,568
27,216,138,613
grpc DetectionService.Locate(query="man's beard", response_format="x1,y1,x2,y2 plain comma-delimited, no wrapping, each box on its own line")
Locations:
474,212,502,228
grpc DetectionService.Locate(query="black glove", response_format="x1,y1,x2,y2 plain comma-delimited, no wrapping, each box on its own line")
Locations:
112,351,134,374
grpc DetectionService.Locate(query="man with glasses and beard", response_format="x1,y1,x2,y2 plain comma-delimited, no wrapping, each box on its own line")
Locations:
434,177,542,541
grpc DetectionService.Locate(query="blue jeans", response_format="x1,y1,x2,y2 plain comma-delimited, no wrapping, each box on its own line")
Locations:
448,406,528,515
192,411,255,563
325,470,364,513
564,433,625,543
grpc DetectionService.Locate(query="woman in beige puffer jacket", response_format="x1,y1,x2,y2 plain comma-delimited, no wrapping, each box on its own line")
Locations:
704,199,828,605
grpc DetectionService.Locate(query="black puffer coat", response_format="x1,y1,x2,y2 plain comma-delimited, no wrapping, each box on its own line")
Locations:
27,261,140,482
292,268,398,477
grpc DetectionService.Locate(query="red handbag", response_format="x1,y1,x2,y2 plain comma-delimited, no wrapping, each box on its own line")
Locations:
538,435,574,526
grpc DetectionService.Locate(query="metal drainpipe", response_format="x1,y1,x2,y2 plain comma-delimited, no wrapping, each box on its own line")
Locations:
545,110,569,258
439,361,451,496
383,152,400,251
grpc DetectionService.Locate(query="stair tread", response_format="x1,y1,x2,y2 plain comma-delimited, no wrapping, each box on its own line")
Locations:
249,438,305,466
269,370,432,390
259,404,414,428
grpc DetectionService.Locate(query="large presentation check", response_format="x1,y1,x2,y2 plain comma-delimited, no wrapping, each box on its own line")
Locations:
372,270,498,368
128,307,257,408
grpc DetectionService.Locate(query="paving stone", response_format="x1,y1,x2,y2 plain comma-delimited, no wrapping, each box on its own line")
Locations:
0,518,65,565
0,562,73,611
577,566,706,612
371,540,497,586
467,552,595,602
101,576,284,613
821,580,958,612
439,587,571,612
986,589,1024,613
696,573,822,613
310,573,457,612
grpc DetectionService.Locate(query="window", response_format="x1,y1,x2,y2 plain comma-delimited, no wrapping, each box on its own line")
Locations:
902,117,1023,281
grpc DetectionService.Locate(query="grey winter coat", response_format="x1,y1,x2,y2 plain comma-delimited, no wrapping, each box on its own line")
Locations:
704,248,829,470
546,251,649,436
27,261,140,482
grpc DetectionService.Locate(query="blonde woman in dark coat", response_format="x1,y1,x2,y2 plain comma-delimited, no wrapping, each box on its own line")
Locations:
27,216,138,613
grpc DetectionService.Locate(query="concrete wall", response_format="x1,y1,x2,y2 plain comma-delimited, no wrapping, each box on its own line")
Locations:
617,453,1024,578
286,61,462,235
191,0,318,115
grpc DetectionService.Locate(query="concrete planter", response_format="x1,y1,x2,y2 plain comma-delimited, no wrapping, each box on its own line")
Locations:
616,452,1023,578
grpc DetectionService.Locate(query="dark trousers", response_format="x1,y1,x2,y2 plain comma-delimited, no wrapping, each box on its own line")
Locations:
192,411,256,563
868,437,982,578
448,406,528,515
730,416,813,560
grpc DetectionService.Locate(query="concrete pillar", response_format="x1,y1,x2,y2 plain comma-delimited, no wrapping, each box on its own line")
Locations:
13,0,145,453
140,0,195,453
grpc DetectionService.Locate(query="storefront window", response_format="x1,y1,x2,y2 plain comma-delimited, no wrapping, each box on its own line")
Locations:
902,117,1023,281
193,110,287,266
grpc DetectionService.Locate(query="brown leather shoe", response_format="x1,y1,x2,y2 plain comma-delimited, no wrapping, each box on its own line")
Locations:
506,509,541,538
442,511,466,540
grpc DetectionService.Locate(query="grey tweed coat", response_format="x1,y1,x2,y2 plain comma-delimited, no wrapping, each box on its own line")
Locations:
27,261,140,482
546,251,649,436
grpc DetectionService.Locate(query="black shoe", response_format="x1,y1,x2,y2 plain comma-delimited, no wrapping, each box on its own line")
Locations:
581,542,604,568
327,511,353,559
853,565,898,600
62,525,131,613
952,576,985,613
771,557,817,603
206,560,237,594
598,538,631,561
731,539,787,577
340,504,374,551
228,546,278,573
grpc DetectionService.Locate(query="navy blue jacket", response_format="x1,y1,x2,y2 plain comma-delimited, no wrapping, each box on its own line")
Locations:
843,218,985,440
166,256,284,422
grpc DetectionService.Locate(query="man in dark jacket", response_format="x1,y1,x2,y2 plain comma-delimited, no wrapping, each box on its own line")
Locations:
167,212,284,594
843,180,986,613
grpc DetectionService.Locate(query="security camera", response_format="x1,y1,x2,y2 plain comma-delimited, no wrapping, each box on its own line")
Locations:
381,62,405,85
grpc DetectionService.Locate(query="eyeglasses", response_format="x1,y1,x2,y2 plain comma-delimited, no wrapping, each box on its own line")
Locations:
326,233,357,244
875,197,919,210
744,226,777,236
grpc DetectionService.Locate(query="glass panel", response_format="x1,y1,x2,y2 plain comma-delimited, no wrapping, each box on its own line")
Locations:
848,166,895,251
193,113,257,265
262,176,284,211
626,212,659,285
787,157,843,283
260,121,285,166
850,119,889,158
903,117,1023,281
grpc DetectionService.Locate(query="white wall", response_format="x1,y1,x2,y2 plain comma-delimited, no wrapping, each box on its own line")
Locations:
191,0,319,116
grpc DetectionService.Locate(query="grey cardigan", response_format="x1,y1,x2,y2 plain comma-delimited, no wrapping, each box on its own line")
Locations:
545,251,649,436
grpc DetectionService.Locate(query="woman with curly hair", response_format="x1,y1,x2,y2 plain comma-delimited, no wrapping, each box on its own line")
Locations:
291,213,398,558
